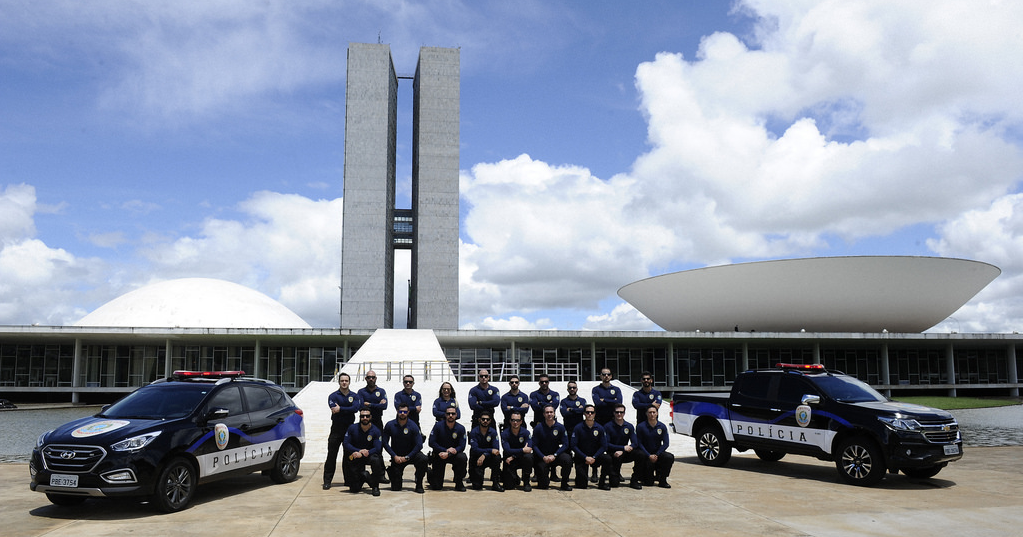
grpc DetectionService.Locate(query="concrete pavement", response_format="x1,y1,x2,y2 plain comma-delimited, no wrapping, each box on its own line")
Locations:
4,446,1022,536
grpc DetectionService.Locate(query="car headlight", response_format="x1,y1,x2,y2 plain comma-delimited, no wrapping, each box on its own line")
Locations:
110,431,162,452
36,430,52,449
878,416,922,431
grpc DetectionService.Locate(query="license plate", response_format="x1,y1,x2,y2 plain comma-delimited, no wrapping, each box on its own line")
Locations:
943,444,960,456
49,474,79,487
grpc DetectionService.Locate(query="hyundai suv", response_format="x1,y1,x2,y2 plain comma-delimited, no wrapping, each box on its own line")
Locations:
30,371,305,512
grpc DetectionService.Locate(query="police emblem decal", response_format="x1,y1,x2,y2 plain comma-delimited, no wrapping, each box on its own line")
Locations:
796,405,812,427
215,423,229,450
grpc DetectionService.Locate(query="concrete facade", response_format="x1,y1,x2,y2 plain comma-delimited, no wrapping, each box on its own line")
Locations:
341,44,459,330
341,43,398,329
411,47,460,330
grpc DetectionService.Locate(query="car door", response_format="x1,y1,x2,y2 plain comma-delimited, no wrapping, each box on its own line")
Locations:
193,384,253,478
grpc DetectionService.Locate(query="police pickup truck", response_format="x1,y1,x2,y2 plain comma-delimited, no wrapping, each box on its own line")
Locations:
671,364,963,486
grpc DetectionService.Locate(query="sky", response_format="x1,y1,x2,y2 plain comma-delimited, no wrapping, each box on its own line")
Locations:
2,0,1023,333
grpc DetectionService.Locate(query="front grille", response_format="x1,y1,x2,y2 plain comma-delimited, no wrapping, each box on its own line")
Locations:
42,444,107,473
918,419,959,443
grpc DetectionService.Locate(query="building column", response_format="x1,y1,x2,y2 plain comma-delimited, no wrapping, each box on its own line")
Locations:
590,342,597,381
255,339,263,380
880,344,891,398
667,342,675,386
946,342,957,397
71,338,83,404
813,342,821,365
164,339,173,378
1008,343,1019,398
741,342,749,372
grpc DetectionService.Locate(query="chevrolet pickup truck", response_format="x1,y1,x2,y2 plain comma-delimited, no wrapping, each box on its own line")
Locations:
671,364,963,486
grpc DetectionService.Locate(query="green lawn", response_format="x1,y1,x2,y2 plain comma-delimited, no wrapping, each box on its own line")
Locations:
892,396,1021,410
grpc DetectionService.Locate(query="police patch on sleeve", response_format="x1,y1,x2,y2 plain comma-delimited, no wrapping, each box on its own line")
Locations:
796,405,812,427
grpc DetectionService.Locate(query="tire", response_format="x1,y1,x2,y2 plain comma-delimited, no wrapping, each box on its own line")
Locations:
754,449,785,462
695,425,732,467
903,465,943,479
46,493,87,506
270,440,302,484
152,457,197,513
835,437,886,486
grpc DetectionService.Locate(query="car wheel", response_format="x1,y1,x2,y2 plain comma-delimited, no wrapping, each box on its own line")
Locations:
270,440,302,484
903,465,943,479
835,437,886,486
152,457,197,513
754,449,785,462
46,493,87,506
695,425,732,467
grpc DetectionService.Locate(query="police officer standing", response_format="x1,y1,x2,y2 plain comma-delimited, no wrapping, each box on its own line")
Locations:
382,403,428,493
343,409,384,496
468,369,500,428
560,380,587,434
468,409,503,491
393,374,423,427
500,375,530,429
631,371,662,424
571,404,611,490
428,406,468,491
592,368,622,426
358,370,388,432
529,373,560,427
532,404,573,491
323,372,360,490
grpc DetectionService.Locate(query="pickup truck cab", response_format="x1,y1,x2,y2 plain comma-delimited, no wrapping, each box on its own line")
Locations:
672,364,962,486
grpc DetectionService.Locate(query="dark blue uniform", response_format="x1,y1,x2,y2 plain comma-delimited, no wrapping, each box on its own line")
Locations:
358,385,388,430
324,389,361,488
591,383,622,426
343,422,384,493
501,426,534,490
560,395,587,433
468,384,500,427
529,388,560,425
394,389,424,426
468,425,502,490
428,420,468,490
605,419,641,488
532,420,572,490
382,418,428,491
632,387,663,424
571,421,611,490
432,396,460,421
500,390,530,428
636,419,674,487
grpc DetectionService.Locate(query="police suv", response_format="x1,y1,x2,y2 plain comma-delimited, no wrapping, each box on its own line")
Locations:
30,371,305,512
671,364,963,486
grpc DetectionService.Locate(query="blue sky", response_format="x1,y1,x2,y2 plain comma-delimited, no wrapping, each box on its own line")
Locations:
2,1,1023,332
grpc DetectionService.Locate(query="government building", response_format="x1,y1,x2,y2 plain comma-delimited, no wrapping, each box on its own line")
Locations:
1,44,1020,403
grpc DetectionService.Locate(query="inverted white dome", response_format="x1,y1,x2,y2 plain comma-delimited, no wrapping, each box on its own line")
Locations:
618,256,1000,333
75,278,311,329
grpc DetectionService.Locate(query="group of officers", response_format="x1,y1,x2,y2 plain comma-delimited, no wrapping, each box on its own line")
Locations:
323,367,674,496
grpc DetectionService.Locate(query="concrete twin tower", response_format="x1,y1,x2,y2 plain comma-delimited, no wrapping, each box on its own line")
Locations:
341,44,459,330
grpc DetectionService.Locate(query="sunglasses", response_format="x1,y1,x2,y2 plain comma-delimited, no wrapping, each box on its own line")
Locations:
398,410,409,414
366,376,376,380
480,417,491,421
584,411,595,415
614,410,626,414
403,380,414,384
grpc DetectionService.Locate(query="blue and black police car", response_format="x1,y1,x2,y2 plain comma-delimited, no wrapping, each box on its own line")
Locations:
30,371,305,512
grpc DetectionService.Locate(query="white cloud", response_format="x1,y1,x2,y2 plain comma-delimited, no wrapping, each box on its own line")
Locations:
137,191,343,327
583,303,657,332
457,0,1023,331
0,184,37,244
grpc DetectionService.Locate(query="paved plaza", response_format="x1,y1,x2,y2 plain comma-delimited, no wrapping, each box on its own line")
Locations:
4,446,1021,536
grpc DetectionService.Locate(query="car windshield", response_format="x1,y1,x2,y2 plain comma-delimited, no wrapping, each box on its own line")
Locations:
813,375,887,403
100,383,212,420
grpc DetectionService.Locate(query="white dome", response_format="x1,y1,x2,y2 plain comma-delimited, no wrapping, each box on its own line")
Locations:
75,278,312,329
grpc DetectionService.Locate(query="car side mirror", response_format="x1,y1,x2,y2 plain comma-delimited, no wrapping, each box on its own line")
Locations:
801,394,821,406
203,407,230,424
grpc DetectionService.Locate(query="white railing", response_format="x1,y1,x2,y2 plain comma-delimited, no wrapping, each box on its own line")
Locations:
337,361,581,383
